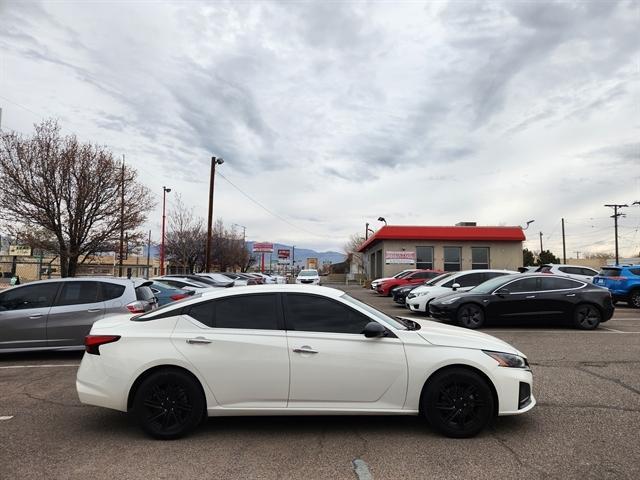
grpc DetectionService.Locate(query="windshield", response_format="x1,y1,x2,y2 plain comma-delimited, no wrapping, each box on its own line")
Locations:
469,275,517,294
598,268,621,277
340,294,407,330
428,272,455,286
299,270,318,277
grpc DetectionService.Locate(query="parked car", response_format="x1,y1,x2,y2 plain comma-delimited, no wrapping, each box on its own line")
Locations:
593,265,640,307
531,264,599,283
76,284,535,439
429,274,614,330
211,272,258,286
164,274,233,288
370,269,417,291
377,270,443,296
151,277,213,292
149,280,194,306
0,277,157,353
245,273,266,284
406,270,516,314
392,273,454,305
296,269,321,285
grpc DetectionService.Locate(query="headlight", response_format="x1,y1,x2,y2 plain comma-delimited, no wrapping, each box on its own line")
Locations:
483,351,529,369
440,296,460,304
417,291,430,297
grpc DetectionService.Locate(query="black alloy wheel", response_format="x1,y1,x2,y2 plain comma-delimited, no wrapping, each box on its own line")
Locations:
132,369,205,439
457,304,485,329
630,290,640,308
573,304,602,330
423,368,495,438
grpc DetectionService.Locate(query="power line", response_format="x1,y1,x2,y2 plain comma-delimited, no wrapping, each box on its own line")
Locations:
216,171,335,240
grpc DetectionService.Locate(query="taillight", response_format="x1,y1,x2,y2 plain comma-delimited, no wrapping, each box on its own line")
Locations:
170,293,188,301
85,335,120,355
126,301,147,313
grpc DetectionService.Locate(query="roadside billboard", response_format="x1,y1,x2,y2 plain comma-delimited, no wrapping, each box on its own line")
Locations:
277,249,290,259
306,257,318,269
253,242,274,253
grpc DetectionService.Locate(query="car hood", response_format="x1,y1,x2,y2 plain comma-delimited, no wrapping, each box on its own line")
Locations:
410,285,436,294
402,317,523,356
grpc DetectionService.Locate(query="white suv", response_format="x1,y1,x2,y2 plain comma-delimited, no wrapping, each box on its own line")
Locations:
532,264,599,283
296,269,321,285
406,269,517,314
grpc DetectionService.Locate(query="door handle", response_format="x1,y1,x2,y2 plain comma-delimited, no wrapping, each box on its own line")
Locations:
565,293,576,297
525,295,536,299
29,314,43,319
186,337,212,345
293,347,318,354
87,309,102,313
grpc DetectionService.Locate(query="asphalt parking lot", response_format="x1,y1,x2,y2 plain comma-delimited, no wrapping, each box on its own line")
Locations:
1,284,639,480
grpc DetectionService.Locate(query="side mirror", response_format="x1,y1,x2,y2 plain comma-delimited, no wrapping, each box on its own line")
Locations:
451,283,461,291
363,321,386,338
495,288,510,296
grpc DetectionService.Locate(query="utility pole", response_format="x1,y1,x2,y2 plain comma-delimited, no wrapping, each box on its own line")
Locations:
561,218,566,264
292,245,295,279
575,251,581,260
539,231,543,253
160,186,171,275
146,229,151,278
118,155,125,277
365,222,369,240
605,204,628,265
205,156,224,273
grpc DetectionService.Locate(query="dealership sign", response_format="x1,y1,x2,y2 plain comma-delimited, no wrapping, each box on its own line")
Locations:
385,251,416,264
253,242,274,253
277,249,290,259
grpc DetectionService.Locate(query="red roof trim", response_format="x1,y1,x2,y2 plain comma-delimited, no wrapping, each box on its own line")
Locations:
357,225,525,252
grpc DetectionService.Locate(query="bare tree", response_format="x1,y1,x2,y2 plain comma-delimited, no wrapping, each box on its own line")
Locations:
344,232,366,275
0,120,154,277
165,194,205,273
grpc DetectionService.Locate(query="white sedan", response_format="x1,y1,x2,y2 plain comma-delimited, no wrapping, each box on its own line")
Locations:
76,285,535,439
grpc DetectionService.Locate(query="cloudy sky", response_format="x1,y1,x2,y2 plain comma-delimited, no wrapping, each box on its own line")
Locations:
1,0,639,256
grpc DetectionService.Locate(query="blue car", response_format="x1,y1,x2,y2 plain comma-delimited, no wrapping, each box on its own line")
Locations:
593,265,640,308
149,280,194,306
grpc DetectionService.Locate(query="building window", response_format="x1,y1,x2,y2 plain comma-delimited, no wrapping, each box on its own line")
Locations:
471,247,490,269
443,247,461,271
416,246,433,269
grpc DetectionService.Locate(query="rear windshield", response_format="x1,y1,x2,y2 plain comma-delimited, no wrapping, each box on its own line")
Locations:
536,266,553,273
598,268,622,277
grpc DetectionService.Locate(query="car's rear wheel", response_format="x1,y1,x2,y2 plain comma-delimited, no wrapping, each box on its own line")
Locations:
457,304,485,329
573,304,601,330
132,368,205,440
630,290,640,308
423,368,495,438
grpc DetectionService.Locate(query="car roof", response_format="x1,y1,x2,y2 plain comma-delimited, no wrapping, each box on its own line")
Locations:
140,284,345,318
3,276,147,287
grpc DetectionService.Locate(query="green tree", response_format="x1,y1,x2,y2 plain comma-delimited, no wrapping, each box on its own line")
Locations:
537,250,560,265
522,248,535,266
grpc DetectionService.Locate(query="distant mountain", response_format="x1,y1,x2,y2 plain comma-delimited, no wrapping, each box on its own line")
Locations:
247,242,346,267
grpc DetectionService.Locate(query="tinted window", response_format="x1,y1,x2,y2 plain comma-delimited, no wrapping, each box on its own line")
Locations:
135,286,155,301
471,247,489,269
286,294,371,334
100,282,126,301
161,279,188,288
456,273,486,287
540,277,583,291
598,268,621,277
630,268,640,276
443,247,461,272
188,294,279,330
504,278,539,293
0,283,59,311
413,271,436,279
581,268,598,276
559,266,582,275
55,281,99,306
416,246,433,270
485,272,509,280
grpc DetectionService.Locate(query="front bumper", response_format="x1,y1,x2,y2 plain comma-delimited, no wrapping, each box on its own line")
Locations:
428,302,457,321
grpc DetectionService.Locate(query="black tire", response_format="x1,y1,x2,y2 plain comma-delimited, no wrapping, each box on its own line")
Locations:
573,304,602,330
629,290,640,309
423,368,495,438
457,304,485,329
132,368,205,440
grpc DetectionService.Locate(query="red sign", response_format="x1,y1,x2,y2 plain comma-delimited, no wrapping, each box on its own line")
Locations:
253,242,274,253
277,249,290,259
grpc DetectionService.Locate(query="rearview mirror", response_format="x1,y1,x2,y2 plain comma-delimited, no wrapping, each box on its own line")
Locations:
363,322,386,338
451,283,461,291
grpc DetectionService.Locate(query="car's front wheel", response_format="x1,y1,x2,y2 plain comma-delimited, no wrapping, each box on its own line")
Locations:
132,368,205,440
573,304,601,330
457,304,485,329
423,368,495,438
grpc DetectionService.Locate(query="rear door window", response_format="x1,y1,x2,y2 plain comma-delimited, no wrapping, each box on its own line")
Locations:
539,277,583,291
0,283,60,311
55,281,100,306
504,278,539,293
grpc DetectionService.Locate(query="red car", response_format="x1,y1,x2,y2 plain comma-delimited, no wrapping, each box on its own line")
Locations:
377,269,444,296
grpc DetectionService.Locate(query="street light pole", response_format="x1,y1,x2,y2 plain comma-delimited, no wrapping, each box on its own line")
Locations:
205,156,224,273
160,186,171,275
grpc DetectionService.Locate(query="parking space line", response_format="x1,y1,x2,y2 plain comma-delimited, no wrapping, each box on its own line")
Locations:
484,329,640,334
0,416,14,421
600,327,625,333
0,364,80,370
353,459,374,480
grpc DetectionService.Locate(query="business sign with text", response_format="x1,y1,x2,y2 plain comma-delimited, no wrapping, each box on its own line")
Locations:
253,242,274,253
385,251,416,264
